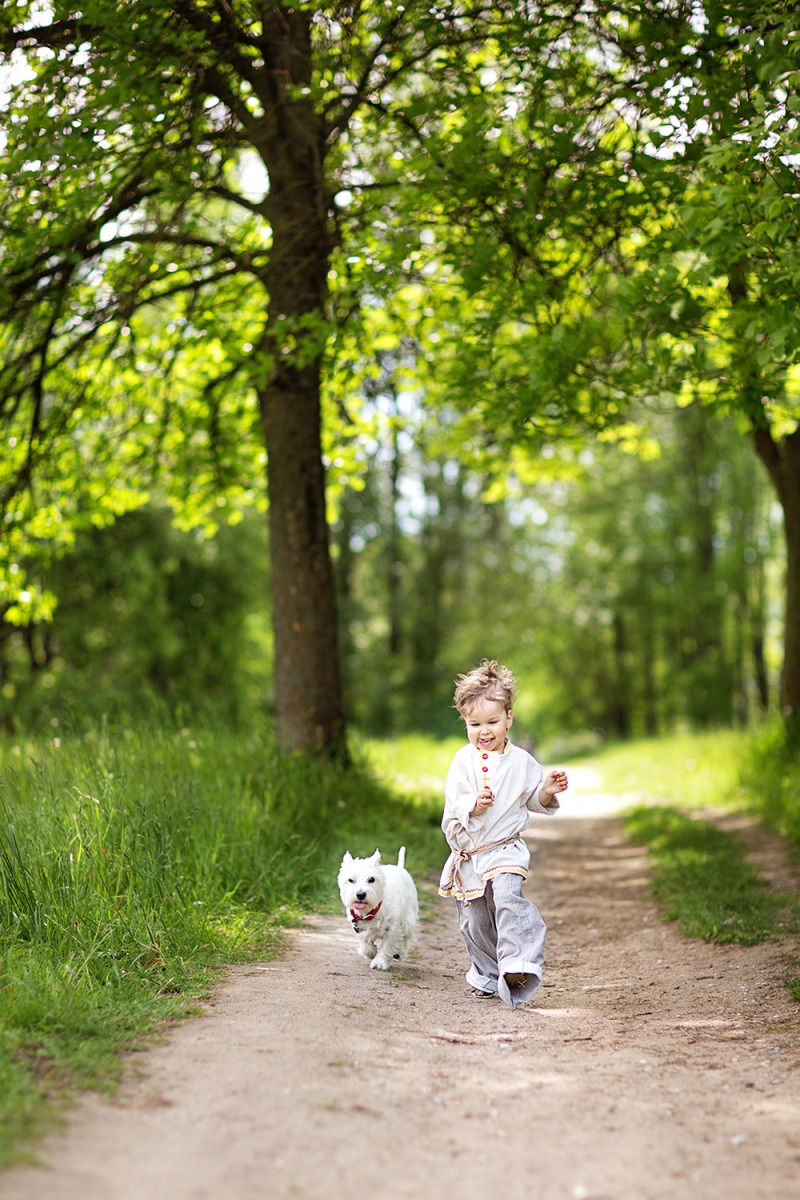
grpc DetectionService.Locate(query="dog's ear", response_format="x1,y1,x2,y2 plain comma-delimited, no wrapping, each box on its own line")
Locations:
371,849,382,864
340,851,353,868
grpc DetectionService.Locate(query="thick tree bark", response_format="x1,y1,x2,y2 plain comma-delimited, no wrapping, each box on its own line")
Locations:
260,372,346,756
752,423,800,744
256,8,346,756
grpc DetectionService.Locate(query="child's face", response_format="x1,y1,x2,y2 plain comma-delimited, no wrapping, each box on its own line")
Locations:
463,697,513,754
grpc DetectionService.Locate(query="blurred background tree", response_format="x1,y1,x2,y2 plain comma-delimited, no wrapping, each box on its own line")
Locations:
1,508,271,730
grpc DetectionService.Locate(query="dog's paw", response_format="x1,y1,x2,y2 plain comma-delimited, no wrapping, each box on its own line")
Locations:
370,956,390,970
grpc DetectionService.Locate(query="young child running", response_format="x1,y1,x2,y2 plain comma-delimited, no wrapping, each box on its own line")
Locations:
438,659,568,1007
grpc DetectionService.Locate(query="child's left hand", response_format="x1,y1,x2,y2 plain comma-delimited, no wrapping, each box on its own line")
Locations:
542,769,568,799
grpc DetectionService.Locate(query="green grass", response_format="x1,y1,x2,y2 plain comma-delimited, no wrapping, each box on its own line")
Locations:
0,714,444,1165
624,805,800,945
572,727,745,808
738,719,800,850
358,733,463,801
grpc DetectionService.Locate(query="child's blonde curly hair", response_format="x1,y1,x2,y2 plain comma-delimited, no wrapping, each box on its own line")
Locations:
453,659,517,717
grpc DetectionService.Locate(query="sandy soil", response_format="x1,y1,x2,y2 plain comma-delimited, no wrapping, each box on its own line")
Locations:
1,776,799,1200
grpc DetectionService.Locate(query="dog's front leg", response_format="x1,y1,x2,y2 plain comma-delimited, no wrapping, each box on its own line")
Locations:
357,931,378,960
370,925,394,970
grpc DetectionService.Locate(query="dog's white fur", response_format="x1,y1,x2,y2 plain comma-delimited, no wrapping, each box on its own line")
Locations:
338,847,419,970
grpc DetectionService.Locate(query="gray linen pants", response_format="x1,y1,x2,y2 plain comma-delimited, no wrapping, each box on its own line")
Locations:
457,871,547,1008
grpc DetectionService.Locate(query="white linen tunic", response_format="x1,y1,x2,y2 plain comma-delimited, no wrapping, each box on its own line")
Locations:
438,740,559,903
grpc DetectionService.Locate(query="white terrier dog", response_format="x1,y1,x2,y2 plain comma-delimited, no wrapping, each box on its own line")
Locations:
337,847,419,970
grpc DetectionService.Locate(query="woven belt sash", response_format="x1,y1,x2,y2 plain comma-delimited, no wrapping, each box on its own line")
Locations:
442,833,521,898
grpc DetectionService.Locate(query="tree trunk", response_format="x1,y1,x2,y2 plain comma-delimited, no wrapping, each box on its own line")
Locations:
680,402,728,726
752,423,800,745
387,417,403,660
405,465,447,697
640,603,659,736
750,521,770,713
256,8,346,757
611,610,631,739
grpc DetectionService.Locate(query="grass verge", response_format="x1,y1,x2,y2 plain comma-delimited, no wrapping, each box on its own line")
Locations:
624,805,800,947
738,718,800,851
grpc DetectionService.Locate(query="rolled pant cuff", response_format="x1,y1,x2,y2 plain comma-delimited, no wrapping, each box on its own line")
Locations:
497,958,542,1008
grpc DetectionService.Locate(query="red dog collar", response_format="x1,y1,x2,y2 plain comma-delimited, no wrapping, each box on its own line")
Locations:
350,902,382,925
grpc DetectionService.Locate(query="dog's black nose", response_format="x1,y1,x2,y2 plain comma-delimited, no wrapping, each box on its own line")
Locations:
356,890,367,901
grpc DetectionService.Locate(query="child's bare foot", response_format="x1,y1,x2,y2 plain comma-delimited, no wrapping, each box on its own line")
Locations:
504,972,527,988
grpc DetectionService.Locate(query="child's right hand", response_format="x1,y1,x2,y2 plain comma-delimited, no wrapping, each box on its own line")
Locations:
471,787,494,815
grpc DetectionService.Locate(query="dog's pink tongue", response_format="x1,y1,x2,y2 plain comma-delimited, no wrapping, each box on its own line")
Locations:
352,901,368,911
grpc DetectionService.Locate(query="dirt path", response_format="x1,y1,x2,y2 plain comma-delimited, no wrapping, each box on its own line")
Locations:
2,781,799,1200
